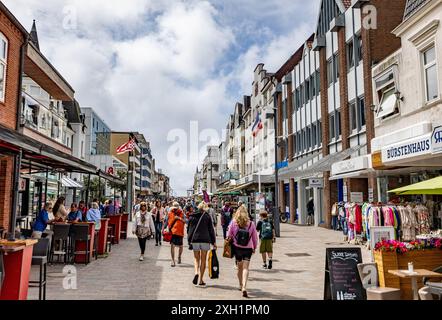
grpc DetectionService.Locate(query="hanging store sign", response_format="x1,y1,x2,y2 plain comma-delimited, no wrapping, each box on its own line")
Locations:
309,178,323,188
432,126,442,154
381,133,432,164
350,192,364,203
368,188,374,203
19,178,27,191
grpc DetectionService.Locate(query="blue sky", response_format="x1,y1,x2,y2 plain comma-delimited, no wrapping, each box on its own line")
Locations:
4,0,320,195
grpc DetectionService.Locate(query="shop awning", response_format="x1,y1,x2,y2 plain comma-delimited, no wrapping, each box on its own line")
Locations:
388,176,442,195
61,177,83,188
279,151,322,179
97,170,125,186
292,144,366,179
329,169,372,181
0,123,97,174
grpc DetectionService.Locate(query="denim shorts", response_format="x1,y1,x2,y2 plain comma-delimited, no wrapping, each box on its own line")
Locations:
192,242,211,251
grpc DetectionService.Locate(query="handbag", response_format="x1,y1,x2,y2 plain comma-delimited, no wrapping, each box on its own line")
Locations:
223,238,233,259
163,216,179,243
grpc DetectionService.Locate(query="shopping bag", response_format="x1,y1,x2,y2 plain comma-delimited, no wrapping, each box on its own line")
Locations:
223,238,233,259
162,228,172,243
208,249,219,279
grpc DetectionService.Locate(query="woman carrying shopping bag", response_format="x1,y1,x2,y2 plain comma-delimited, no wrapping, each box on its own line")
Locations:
133,202,155,261
187,202,217,287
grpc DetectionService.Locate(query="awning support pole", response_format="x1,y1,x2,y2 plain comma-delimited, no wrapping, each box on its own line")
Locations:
8,149,22,241
57,172,61,198
98,175,102,202
85,173,91,206
45,168,48,204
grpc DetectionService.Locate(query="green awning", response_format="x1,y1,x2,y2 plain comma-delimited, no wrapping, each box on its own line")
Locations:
389,176,442,195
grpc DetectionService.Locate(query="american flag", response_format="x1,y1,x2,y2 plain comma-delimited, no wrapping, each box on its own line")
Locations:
252,112,263,137
116,138,136,155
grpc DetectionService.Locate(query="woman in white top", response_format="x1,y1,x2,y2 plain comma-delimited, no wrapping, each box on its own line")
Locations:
132,202,155,261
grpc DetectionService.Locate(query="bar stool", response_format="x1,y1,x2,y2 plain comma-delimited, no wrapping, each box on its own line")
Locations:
70,224,91,265
50,224,71,264
108,223,116,245
93,230,99,260
29,238,50,300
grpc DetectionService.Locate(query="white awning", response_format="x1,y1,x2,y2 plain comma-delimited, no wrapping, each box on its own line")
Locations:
376,88,398,119
329,169,373,181
61,177,83,189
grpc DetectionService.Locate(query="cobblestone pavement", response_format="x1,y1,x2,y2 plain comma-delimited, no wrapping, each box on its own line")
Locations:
28,223,371,300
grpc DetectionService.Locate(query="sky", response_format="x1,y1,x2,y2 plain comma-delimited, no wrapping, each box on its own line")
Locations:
4,0,320,195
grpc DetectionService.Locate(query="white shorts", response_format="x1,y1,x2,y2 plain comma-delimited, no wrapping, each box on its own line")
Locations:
192,243,211,251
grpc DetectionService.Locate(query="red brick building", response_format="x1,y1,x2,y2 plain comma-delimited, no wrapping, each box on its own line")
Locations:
0,2,27,233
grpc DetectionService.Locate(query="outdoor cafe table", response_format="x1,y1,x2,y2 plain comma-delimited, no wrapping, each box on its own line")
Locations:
98,218,109,255
388,269,442,300
0,239,37,300
72,222,95,263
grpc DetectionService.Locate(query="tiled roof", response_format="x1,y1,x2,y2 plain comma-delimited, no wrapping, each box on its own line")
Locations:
404,0,430,20
342,0,352,9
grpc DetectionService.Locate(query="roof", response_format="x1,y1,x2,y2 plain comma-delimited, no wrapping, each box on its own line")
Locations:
30,20,40,50
274,34,315,81
0,2,30,36
342,0,352,9
403,0,431,20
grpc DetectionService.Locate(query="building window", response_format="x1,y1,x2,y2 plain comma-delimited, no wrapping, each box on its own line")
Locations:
337,109,341,137
359,96,366,127
0,34,7,102
295,88,300,111
347,40,354,69
349,101,357,131
305,79,310,102
423,45,438,102
334,53,340,80
327,59,333,86
356,34,363,65
375,68,400,119
316,70,321,95
312,123,317,147
329,113,335,142
306,127,311,150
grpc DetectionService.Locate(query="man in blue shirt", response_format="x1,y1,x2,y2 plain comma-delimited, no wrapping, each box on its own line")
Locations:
32,203,54,239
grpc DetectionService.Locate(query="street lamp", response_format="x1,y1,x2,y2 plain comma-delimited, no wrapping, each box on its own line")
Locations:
272,82,283,238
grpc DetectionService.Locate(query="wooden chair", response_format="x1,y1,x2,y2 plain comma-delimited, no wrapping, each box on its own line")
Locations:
357,263,401,300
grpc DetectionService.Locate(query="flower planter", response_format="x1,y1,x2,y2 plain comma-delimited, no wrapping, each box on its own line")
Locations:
374,250,442,300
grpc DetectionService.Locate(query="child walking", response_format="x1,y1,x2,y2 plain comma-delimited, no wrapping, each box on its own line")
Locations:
256,211,276,269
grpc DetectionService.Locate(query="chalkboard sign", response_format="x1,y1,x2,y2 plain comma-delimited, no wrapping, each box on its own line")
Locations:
324,248,365,300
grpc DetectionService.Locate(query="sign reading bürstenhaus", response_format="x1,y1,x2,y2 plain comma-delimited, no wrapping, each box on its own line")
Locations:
432,126,442,154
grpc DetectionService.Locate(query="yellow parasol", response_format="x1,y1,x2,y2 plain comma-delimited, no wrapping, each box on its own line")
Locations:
388,176,442,195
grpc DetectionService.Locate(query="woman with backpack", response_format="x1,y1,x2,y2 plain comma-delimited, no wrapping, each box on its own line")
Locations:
187,202,217,287
256,211,276,269
227,206,258,298
133,202,155,261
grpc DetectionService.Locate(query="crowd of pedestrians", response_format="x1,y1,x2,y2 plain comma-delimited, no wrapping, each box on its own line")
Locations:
129,197,276,298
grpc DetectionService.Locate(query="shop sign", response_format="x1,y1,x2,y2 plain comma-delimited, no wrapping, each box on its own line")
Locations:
382,133,431,163
331,156,368,176
107,167,115,175
309,178,323,188
350,192,363,203
343,185,348,202
371,151,383,169
432,126,442,154
324,248,364,300
19,178,26,191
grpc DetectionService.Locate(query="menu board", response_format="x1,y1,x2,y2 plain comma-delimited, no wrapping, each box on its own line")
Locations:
324,248,365,300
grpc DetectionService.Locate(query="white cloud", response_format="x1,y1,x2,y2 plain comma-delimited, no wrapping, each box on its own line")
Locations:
3,0,319,195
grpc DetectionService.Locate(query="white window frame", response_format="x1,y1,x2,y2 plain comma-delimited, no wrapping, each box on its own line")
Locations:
0,33,8,103
422,44,439,103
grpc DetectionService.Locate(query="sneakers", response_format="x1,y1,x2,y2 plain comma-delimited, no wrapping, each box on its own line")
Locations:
242,290,248,298
268,260,273,270
155,243,158,247
262,263,267,269
139,256,144,261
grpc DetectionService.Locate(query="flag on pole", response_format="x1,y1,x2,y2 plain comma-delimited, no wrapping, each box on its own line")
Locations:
252,112,263,137
203,190,210,203
116,138,136,155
